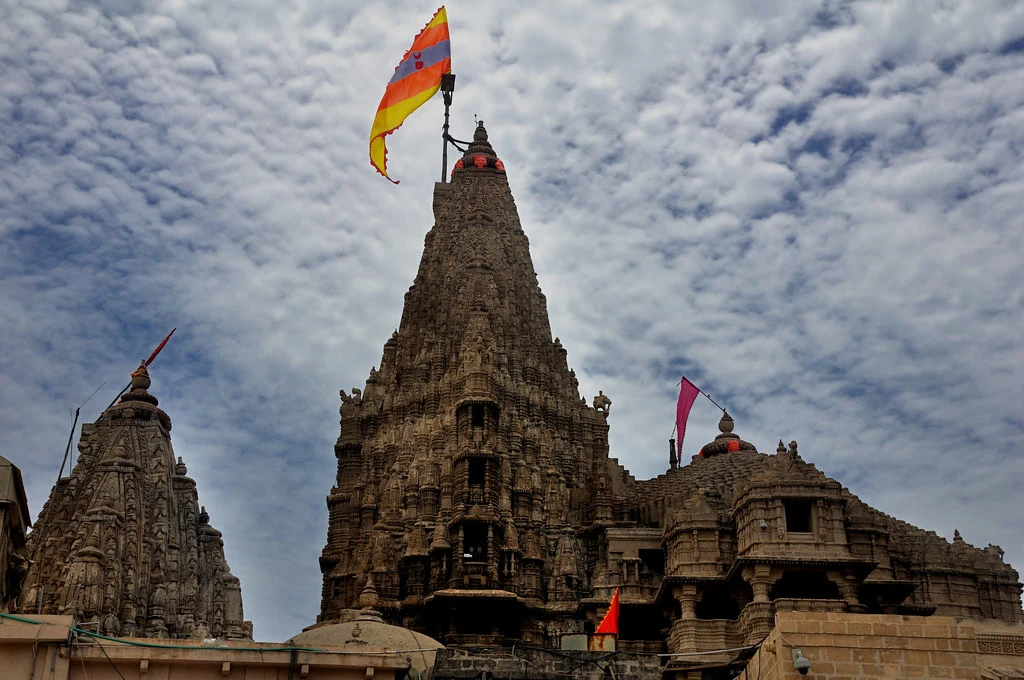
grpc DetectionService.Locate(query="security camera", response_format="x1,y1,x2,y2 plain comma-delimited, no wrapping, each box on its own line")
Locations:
793,649,812,675
759,519,768,530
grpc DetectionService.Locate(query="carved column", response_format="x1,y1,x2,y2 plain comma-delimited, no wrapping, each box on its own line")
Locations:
827,570,865,613
743,564,777,603
674,584,698,620
741,565,778,643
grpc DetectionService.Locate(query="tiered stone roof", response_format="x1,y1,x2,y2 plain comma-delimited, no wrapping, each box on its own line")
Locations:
21,364,251,639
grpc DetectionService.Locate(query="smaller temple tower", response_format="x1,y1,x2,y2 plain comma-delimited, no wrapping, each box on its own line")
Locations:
20,364,252,639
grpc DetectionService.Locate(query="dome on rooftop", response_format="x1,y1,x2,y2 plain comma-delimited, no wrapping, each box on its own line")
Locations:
292,608,443,678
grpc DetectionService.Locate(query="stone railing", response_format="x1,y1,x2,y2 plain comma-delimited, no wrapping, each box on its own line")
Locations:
739,601,774,643
668,618,742,654
771,597,846,614
618,639,665,653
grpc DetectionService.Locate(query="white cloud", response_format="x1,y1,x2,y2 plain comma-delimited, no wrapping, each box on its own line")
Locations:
1,0,1022,641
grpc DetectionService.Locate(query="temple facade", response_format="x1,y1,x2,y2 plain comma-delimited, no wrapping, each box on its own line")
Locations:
318,122,1022,651
19,365,252,639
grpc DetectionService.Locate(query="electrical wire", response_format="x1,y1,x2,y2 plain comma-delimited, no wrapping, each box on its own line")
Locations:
776,631,799,649
90,635,129,680
73,631,93,680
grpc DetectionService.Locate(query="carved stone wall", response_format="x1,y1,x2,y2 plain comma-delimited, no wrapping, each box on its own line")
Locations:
20,366,252,639
646,426,1022,654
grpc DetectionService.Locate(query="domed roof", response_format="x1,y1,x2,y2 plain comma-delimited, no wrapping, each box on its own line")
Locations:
292,608,443,678
451,121,506,176
698,411,756,458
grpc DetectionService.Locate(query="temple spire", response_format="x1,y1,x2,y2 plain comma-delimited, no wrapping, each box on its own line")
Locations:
21,365,252,639
319,122,613,638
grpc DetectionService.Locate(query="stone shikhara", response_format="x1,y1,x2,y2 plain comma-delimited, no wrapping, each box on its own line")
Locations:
20,363,252,640
317,123,1022,650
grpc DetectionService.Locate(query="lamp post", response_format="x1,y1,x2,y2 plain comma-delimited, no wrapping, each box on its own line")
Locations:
440,73,456,182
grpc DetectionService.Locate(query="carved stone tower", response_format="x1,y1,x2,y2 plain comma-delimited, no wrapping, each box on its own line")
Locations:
319,122,626,645
320,122,1021,650
20,364,252,640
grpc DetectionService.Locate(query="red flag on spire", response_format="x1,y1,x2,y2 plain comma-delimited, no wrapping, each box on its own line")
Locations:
595,587,620,635
145,328,176,366
676,376,700,455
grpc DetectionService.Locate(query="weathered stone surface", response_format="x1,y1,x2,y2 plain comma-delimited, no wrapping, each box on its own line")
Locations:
432,647,662,680
0,455,31,610
20,364,252,639
319,122,1022,652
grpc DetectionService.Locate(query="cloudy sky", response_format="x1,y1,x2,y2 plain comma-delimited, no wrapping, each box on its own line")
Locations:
2,0,1023,640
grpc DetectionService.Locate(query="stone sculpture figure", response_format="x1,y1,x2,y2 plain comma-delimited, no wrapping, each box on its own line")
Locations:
592,391,612,413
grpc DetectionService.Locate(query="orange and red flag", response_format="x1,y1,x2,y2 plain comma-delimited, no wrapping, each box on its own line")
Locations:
145,328,176,366
369,7,452,183
595,587,620,635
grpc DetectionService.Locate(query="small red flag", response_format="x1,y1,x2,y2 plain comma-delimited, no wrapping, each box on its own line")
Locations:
595,587,620,635
145,328,177,366
676,377,700,456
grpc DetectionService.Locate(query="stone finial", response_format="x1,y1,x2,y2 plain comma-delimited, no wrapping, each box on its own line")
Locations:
120,362,159,406
777,439,787,454
130,362,151,390
700,411,755,458
452,120,507,175
175,457,188,476
199,506,210,524
788,440,798,455
953,529,963,542
357,574,379,608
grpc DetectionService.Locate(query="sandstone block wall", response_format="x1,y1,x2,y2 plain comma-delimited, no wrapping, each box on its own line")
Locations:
734,613,1024,680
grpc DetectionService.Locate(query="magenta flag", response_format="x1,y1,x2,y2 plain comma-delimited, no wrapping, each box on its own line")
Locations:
676,377,700,455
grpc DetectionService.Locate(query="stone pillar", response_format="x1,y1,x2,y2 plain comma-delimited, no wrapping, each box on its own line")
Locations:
486,524,497,584
741,565,778,642
743,564,777,603
827,570,865,613
674,584,698,620
454,526,465,583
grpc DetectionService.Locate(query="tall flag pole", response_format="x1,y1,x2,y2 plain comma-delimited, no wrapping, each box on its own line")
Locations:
369,6,452,183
